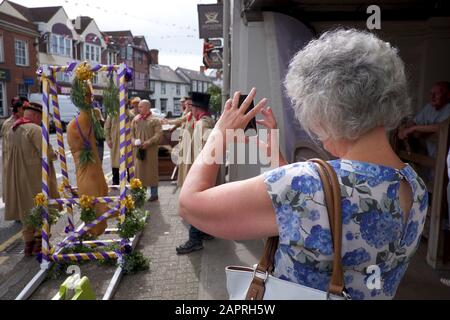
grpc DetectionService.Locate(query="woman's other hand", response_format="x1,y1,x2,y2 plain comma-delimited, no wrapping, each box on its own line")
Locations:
256,107,277,130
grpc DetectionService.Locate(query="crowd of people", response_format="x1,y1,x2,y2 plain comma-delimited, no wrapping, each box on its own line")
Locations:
1,28,449,299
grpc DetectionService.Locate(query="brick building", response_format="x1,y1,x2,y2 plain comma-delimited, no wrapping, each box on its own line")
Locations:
104,30,151,99
0,0,39,118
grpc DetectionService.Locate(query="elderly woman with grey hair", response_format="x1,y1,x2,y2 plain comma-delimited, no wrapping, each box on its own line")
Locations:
179,29,428,299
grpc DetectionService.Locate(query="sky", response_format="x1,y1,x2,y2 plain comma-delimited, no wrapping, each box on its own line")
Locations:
11,0,217,71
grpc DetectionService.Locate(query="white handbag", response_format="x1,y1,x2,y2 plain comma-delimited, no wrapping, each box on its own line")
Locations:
225,159,351,300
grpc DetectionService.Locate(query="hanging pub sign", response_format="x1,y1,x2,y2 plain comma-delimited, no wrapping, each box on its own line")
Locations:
198,3,223,39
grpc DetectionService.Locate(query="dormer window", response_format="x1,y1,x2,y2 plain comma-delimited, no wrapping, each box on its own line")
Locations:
49,34,72,57
84,43,100,63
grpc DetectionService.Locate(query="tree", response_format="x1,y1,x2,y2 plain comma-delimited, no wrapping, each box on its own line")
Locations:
207,85,222,118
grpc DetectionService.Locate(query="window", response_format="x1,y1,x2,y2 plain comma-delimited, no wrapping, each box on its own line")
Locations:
0,82,5,116
49,34,72,57
174,98,181,115
0,35,4,62
65,38,71,57
192,80,197,92
56,72,70,83
160,99,167,113
161,82,166,94
84,44,101,63
149,80,155,92
136,51,143,64
50,34,58,54
126,46,133,61
120,47,126,59
15,39,28,66
176,84,181,95
17,84,28,97
107,51,117,65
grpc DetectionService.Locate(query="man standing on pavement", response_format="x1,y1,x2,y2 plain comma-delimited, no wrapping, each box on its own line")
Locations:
132,100,162,201
4,102,59,256
1,97,26,203
163,96,195,187
176,92,215,254
104,108,134,185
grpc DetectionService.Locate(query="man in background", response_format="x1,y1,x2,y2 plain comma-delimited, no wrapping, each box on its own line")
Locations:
4,102,58,256
398,81,450,157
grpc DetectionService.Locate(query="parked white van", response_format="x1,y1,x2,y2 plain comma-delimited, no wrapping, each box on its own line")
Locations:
29,93,79,131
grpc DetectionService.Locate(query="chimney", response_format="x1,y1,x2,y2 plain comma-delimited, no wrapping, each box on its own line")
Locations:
200,66,205,73
74,16,81,30
150,49,159,65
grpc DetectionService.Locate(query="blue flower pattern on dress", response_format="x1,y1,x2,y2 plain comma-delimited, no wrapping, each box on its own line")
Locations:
263,160,428,300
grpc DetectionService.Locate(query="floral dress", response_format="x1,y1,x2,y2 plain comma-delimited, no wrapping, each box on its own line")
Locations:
263,159,428,300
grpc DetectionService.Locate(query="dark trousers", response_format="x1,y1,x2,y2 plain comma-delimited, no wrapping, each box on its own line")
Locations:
112,168,130,186
189,225,209,244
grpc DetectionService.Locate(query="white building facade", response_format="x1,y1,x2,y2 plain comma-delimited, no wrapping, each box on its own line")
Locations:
149,64,189,117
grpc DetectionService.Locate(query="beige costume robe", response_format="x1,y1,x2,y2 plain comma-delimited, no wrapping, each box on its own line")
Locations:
192,114,215,161
104,111,134,169
132,116,162,187
177,111,195,187
4,122,58,241
1,115,16,200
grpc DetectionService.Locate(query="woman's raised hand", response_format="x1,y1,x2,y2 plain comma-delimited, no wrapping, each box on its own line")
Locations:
215,87,267,134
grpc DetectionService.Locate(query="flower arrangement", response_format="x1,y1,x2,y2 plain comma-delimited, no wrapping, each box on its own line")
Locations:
129,178,146,209
26,193,60,229
79,194,96,223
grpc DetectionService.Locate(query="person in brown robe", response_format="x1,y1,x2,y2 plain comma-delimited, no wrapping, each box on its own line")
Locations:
176,92,215,255
163,96,195,187
1,97,25,204
4,102,59,256
104,109,134,185
131,100,162,201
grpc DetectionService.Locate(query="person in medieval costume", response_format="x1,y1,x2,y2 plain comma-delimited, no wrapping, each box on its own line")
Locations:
176,92,215,254
132,100,162,201
4,102,59,256
130,97,141,118
104,108,134,185
1,97,26,204
163,96,195,187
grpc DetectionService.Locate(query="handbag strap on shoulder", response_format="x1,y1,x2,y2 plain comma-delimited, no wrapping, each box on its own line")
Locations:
245,158,345,300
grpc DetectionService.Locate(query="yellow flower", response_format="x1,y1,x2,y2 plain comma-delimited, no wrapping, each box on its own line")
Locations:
75,62,94,81
121,195,135,211
58,182,67,195
34,193,47,206
130,178,142,190
80,195,94,209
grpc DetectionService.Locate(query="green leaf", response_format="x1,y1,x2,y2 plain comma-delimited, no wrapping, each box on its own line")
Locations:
355,185,372,195
71,78,92,112
79,147,94,167
103,77,120,117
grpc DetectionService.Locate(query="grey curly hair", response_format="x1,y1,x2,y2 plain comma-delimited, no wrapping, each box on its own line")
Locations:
284,29,411,141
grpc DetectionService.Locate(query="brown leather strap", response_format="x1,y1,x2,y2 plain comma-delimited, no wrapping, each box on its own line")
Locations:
245,158,345,300
309,158,345,296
